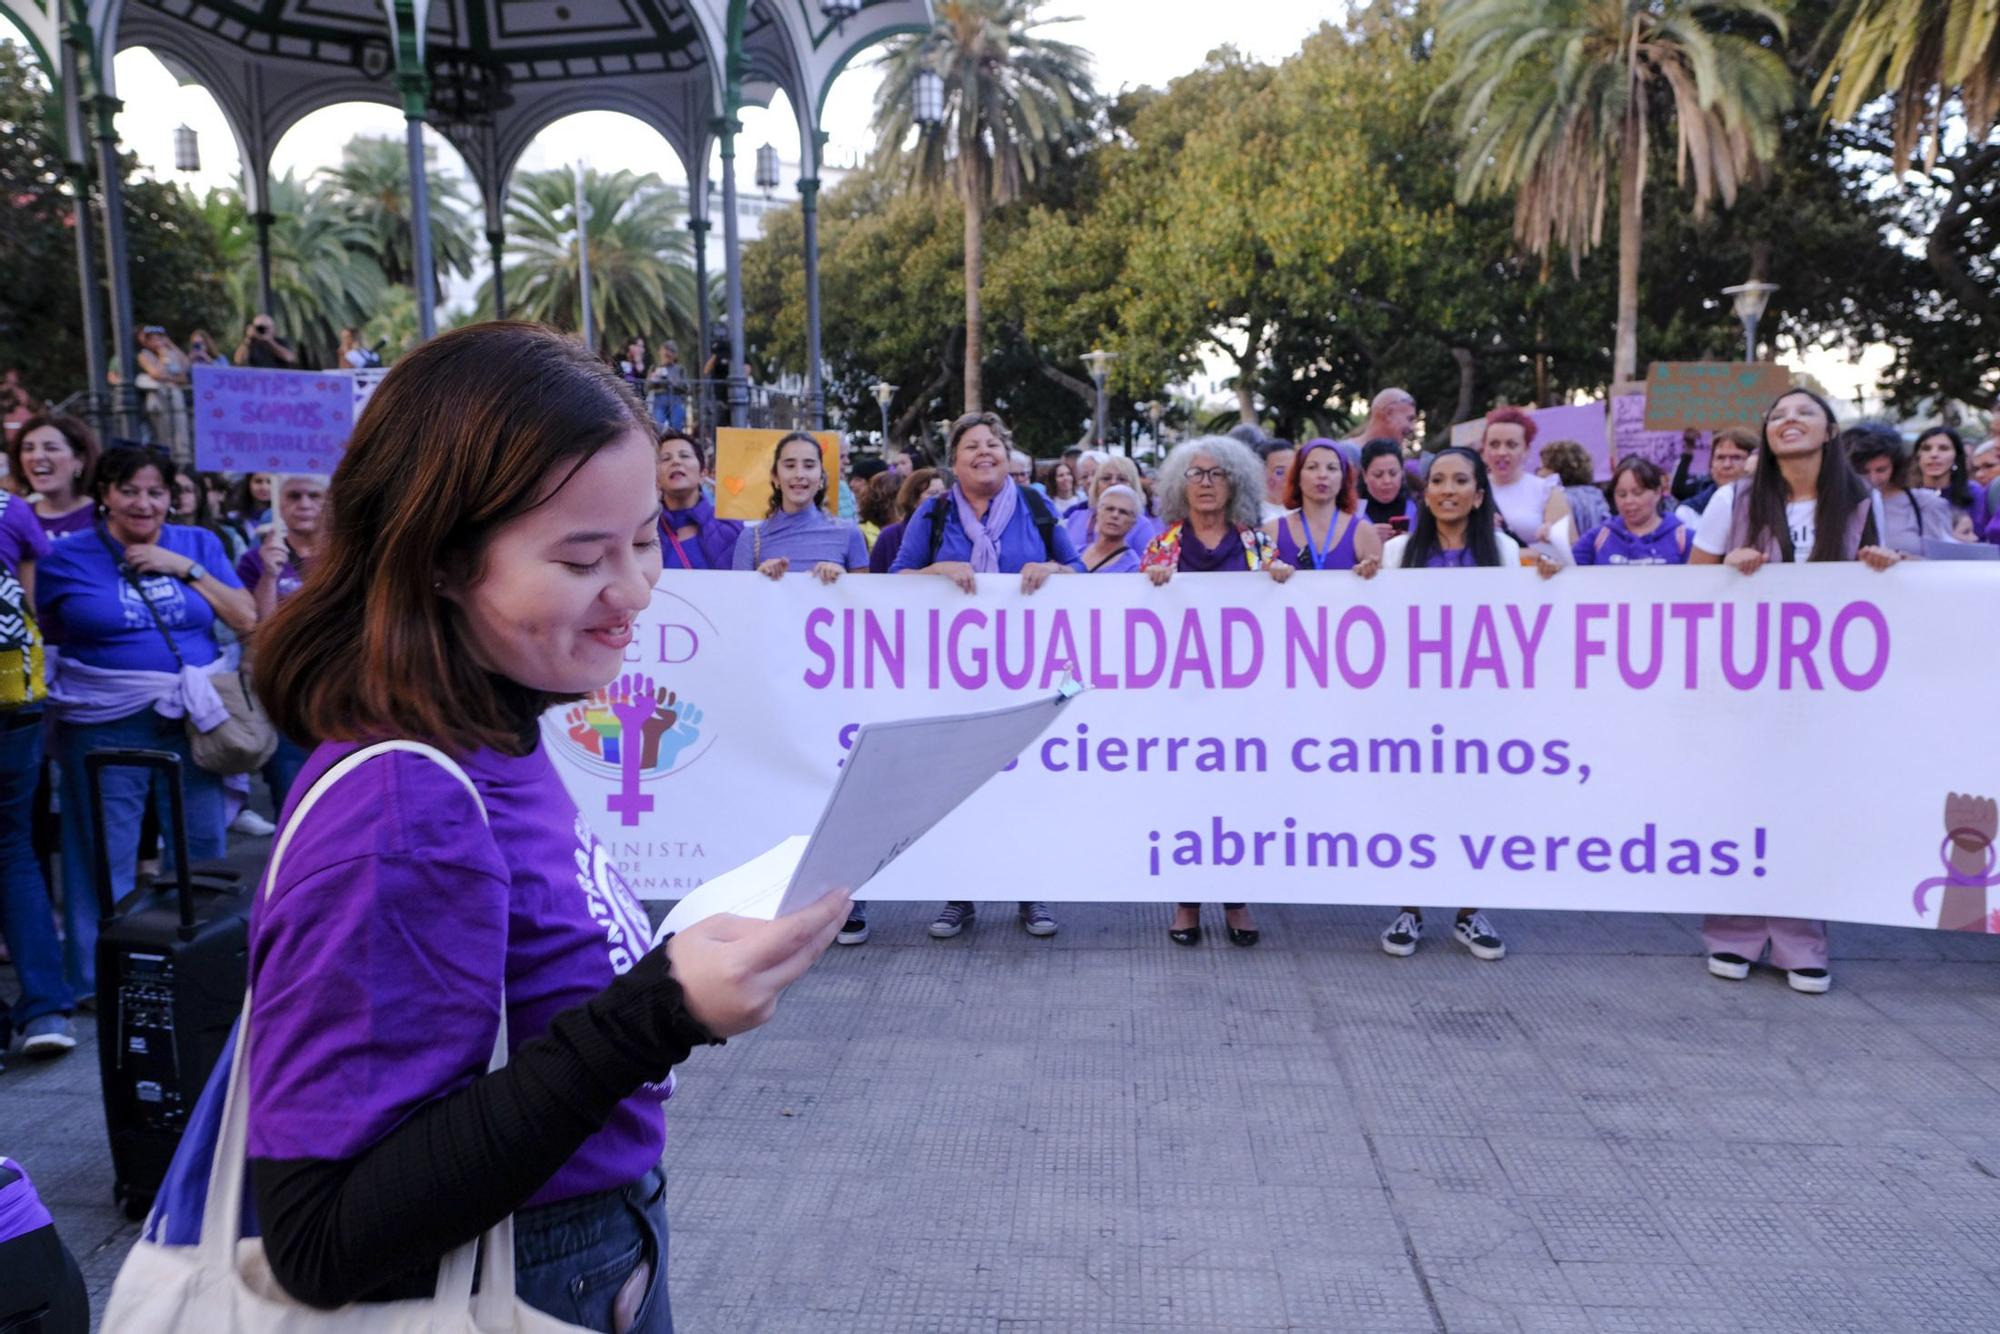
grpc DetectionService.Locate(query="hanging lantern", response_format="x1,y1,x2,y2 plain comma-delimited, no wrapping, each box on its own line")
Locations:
819,0,861,24
913,69,945,127
173,124,200,173
755,143,780,195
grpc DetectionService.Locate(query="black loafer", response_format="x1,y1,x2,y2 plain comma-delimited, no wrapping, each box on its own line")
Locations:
1227,927,1260,947
1168,926,1201,947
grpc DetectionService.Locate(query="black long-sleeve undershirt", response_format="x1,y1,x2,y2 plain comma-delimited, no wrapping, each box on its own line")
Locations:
1671,452,1708,503
250,946,719,1309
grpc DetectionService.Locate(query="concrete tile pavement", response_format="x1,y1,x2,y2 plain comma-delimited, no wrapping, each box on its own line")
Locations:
6,898,1999,1331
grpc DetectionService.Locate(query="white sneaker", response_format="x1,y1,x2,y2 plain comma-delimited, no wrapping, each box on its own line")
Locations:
19,1016,77,1057
1452,912,1506,961
1380,911,1421,957
1786,967,1831,994
835,915,870,946
231,808,277,837
1707,952,1752,981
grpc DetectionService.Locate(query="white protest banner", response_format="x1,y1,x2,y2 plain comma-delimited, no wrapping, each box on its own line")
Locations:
543,568,2000,932
192,365,354,473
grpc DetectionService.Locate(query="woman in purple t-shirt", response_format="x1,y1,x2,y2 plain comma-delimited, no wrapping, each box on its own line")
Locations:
1379,447,1560,965
7,414,99,542
245,324,848,1328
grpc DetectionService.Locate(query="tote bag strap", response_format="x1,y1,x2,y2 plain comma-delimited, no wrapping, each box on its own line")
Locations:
198,740,513,1316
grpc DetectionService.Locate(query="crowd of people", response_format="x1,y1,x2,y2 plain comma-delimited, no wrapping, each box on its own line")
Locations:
0,322,1994,1331
2,372,1997,1074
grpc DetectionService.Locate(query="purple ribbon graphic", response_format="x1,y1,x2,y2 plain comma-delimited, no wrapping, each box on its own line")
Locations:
1912,829,2000,918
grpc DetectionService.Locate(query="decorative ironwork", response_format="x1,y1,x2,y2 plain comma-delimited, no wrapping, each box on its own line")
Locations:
427,54,517,125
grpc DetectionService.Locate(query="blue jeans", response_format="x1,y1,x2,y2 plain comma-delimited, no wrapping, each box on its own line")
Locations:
514,1166,671,1332
0,713,73,1032
650,396,686,431
55,709,227,997
263,734,310,812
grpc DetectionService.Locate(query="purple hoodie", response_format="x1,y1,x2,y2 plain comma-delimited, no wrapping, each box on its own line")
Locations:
1572,512,1691,566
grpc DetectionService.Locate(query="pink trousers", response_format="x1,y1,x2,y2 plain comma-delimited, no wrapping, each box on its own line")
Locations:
1700,915,1829,970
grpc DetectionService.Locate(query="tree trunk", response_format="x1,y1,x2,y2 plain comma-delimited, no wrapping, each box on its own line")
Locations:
1612,107,1645,383
1234,319,1264,425
961,155,985,412
1450,347,1475,426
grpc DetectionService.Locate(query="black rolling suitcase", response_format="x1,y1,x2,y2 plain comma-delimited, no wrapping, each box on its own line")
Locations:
87,749,251,1220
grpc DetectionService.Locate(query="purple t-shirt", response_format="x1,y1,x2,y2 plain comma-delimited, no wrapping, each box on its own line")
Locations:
0,492,52,576
235,546,305,602
247,739,668,1207
34,503,94,543
1426,547,1476,569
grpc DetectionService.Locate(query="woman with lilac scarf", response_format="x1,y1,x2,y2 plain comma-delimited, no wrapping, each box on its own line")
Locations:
655,430,742,570
888,412,1081,944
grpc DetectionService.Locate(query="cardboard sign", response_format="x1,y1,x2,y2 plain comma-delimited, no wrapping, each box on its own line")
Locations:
1448,403,1613,480
1612,394,1709,476
192,365,355,473
1643,362,1791,431
714,429,844,521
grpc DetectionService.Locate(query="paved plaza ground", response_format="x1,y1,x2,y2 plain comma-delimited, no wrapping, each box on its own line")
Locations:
10,887,2000,1332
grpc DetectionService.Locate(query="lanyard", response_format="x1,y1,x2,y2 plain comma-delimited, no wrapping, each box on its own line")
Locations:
662,521,695,569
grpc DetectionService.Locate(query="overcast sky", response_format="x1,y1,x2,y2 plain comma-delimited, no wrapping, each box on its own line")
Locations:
66,2,1341,197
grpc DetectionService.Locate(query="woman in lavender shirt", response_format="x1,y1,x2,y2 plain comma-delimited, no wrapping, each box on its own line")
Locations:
731,432,869,580
245,325,848,1328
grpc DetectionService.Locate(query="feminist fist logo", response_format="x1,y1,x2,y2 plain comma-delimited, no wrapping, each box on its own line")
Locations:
559,673,705,825
1913,793,1998,932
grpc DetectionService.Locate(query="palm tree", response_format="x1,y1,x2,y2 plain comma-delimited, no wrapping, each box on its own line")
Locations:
198,174,386,367
490,166,701,354
1434,0,1793,382
872,0,1096,411
1816,0,2000,169
316,135,477,298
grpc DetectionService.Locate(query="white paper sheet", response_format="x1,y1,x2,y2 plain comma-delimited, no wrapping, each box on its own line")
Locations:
652,684,1080,940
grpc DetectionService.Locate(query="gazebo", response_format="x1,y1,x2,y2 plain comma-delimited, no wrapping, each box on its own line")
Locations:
1,0,933,428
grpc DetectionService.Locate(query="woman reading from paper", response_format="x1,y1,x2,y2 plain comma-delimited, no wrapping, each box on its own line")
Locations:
1689,388,1898,994
1377,446,1560,964
1143,436,1296,949
244,324,848,1328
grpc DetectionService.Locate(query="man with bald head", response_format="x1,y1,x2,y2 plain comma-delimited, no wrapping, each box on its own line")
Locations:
1349,388,1418,449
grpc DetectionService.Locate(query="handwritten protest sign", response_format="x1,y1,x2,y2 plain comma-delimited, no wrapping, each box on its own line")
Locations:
192,365,355,474
1611,394,1708,475
1448,403,1612,478
714,428,844,521
1643,362,1791,431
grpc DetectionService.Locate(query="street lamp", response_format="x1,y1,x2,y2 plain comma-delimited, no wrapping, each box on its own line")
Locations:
1145,399,1165,456
755,144,779,196
570,161,594,346
913,69,946,128
1722,280,1779,362
172,125,200,173
871,381,896,444
1083,348,1116,448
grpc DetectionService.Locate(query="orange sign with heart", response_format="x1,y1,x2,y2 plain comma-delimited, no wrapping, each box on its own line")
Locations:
714,429,844,521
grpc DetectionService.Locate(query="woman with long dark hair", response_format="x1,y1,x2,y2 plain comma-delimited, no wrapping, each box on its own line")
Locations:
731,432,869,581
1690,388,1899,993
1377,447,1557,963
1911,425,1984,540
237,323,846,1326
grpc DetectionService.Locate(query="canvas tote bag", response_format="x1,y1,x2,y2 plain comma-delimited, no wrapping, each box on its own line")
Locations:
102,740,584,1333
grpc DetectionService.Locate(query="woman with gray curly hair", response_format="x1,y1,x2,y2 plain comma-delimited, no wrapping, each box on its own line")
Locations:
1140,436,1294,949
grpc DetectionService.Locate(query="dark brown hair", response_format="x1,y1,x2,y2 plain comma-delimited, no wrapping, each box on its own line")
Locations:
8,413,101,499
858,470,900,529
1538,440,1596,488
765,431,828,516
255,322,653,755
1749,388,1869,562
1609,456,1664,493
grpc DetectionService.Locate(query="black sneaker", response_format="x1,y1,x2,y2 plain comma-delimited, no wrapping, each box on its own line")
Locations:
1786,967,1831,994
1380,911,1422,957
1019,902,1058,937
835,915,870,946
1452,911,1505,961
1707,952,1751,980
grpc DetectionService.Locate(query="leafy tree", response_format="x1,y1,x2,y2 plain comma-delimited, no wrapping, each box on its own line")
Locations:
489,166,699,355
872,0,1097,411
1816,0,1999,170
316,134,476,299
197,175,385,368
1432,0,1793,381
